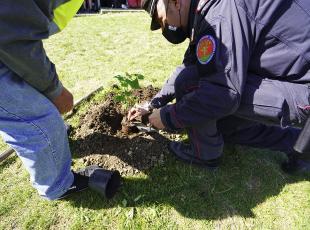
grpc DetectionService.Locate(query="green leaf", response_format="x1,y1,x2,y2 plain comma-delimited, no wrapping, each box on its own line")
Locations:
135,74,144,80
124,91,131,97
128,79,140,89
115,95,125,102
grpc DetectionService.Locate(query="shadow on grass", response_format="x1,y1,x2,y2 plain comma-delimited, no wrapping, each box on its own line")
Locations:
67,132,310,220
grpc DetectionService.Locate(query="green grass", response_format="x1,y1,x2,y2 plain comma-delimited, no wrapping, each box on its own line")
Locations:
0,141,6,152
0,13,310,229
45,13,186,99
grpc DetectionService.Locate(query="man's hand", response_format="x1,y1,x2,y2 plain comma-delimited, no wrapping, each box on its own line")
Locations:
127,107,147,121
127,102,151,121
52,87,74,114
149,109,165,130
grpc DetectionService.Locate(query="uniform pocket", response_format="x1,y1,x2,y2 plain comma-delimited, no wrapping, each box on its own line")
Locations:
237,77,290,127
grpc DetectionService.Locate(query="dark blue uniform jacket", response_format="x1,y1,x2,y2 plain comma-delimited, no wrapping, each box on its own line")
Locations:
157,0,310,130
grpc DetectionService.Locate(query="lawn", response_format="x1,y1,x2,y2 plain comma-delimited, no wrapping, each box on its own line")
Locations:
0,13,310,230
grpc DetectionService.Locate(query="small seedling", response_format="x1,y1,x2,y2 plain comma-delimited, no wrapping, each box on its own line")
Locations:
113,73,144,110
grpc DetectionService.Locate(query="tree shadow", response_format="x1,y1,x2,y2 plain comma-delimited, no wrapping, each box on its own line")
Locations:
67,132,310,220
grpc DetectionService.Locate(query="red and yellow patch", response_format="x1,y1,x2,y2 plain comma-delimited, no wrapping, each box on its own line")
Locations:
196,35,216,65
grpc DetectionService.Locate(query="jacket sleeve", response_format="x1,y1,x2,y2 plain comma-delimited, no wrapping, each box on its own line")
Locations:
150,65,188,109
160,9,253,130
0,0,63,100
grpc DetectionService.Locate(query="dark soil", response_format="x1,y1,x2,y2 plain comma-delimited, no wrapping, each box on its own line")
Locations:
71,86,182,176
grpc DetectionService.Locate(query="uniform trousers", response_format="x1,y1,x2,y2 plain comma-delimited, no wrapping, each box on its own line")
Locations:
156,65,310,160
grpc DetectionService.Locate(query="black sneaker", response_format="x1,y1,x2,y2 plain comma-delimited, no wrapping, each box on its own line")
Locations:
57,170,91,200
168,141,220,170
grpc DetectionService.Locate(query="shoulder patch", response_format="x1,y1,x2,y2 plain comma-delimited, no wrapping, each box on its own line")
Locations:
196,35,216,65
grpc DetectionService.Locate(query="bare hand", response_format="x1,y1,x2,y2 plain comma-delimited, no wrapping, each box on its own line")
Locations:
127,103,150,121
52,87,74,114
149,109,165,130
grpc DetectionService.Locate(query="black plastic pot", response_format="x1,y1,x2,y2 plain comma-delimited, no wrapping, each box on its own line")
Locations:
89,169,121,199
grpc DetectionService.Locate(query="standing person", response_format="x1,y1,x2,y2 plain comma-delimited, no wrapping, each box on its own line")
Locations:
129,0,310,173
0,0,120,200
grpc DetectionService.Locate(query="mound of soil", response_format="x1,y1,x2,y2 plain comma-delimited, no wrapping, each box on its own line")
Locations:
71,86,182,175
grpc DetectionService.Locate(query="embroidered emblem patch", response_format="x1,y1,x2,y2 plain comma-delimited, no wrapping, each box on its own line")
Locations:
196,35,216,65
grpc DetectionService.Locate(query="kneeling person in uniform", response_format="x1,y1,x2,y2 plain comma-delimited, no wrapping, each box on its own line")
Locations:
128,0,310,173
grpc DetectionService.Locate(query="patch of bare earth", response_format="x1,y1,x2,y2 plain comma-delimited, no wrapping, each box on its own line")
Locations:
71,86,181,175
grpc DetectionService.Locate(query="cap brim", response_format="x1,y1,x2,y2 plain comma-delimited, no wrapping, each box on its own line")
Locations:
151,17,161,31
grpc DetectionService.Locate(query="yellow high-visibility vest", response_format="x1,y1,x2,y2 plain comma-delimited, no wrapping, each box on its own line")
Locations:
52,0,84,32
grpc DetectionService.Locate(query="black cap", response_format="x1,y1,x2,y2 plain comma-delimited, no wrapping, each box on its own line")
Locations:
141,0,161,30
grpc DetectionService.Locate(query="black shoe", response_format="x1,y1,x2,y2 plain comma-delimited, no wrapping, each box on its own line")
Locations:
282,153,310,174
57,170,91,200
168,141,220,170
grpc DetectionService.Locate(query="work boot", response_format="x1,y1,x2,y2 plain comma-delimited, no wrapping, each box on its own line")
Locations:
281,152,310,174
168,141,220,170
58,165,121,199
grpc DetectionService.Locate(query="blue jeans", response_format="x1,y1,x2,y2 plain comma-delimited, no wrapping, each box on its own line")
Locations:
0,62,74,200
